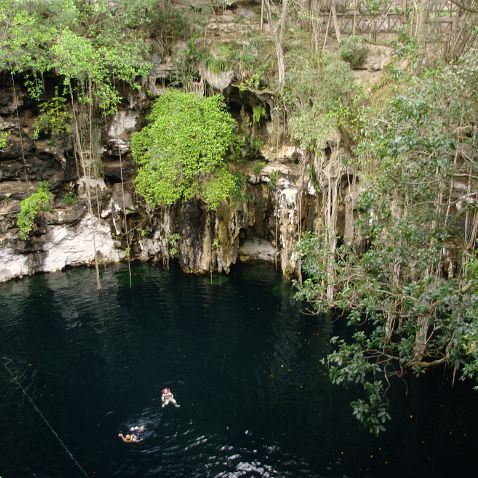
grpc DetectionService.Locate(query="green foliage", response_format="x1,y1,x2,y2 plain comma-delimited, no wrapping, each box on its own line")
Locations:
171,35,204,89
253,161,266,175
340,36,369,68
204,41,258,74
229,172,250,205
51,26,149,114
167,233,181,256
210,0,234,11
285,54,357,150
17,182,52,240
202,167,238,209
0,130,9,149
172,32,273,92
0,0,152,115
252,104,267,125
391,30,419,60
239,73,262,92
211,33,274,89
362,0,389,14
62,192,76,206
132,90,236,210
32,87,72,140
267,171,278,191
204,43,236,73
230,133,262,161
295,51,478,433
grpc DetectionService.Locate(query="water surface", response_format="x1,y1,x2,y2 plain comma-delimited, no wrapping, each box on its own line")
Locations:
0,263,477,477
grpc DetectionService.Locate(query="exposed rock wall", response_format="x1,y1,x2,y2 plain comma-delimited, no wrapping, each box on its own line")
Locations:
0,109,325,284
0,0,383,284
0,78,357,283
0,212,124,282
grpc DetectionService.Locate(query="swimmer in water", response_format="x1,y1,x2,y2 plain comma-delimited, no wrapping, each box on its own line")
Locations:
118,425,144,443
161,387,180,408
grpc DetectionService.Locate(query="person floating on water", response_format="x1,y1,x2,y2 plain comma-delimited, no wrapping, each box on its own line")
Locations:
161,387,180,408
118,425,144,443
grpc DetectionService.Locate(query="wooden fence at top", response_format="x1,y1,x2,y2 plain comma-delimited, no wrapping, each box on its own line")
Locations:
330,1,459,40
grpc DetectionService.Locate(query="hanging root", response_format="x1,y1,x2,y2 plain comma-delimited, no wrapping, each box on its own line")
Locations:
2,357,91,478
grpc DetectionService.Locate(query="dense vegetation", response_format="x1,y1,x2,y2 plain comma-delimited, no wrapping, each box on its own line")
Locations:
295,38,478,434
0,0,152,104
132,90,237,210
0,0,157,289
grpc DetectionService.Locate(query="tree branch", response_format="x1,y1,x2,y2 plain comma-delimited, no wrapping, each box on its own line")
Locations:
449,0,478,14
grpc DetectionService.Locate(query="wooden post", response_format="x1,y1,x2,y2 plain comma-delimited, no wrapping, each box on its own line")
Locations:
402,0,408,26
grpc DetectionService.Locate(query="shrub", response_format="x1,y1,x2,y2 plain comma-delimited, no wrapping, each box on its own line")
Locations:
62,192,76,206
340,36,369,69
0,131,9,149
17,182,52,240
286,53,356,150
132,90,236,209
32,87,71,140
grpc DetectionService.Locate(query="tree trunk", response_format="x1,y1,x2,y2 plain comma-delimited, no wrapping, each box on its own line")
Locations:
331,0,341,44
265,0,289,94
415,0,431,51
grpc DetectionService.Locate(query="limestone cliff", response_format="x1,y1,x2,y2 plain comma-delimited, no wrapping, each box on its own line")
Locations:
0,80,318,282
0,2,390,284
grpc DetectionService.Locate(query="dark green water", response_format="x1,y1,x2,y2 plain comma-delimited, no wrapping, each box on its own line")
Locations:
0,263,477,478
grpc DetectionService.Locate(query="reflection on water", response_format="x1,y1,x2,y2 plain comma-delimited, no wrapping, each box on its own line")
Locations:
0,263,477,478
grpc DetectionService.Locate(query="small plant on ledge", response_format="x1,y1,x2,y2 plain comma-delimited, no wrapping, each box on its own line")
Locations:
62,192,77,206
17,182,52,240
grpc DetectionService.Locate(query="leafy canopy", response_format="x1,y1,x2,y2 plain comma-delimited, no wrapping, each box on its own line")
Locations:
132,90,237,210
295,50,478,435
285,53,357,151
0,0,152,114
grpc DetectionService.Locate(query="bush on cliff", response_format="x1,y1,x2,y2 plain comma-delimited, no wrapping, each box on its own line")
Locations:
132,89,237,210
17,182,52,240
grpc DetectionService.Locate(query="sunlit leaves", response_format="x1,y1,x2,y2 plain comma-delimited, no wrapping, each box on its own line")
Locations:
17,182,52,240
132,90,236,210
0,0,152,114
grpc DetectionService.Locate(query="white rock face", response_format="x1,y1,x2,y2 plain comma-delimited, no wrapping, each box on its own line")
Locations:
0,247,29,281
108,110,138,138
107,109,139,153
0,214,124,282
276,177,301,276
42,214,123,270
199,64,234,91
239,237,277,263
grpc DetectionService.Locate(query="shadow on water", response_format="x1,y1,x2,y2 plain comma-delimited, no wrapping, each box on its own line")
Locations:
0,263,477,478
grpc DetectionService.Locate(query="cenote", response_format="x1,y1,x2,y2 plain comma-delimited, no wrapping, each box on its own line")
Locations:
0,263,477,478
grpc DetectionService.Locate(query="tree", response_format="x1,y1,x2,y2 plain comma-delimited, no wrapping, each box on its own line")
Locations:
263,0,289,93
295,50,478,434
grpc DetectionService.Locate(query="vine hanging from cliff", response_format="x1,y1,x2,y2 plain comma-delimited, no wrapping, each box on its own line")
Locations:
0,0,156,290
